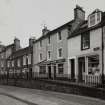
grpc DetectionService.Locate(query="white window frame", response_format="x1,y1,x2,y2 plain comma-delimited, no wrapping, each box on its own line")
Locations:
57,47,63,59
1,53,4,59
57,31,62,42
39,53,42,62
58,63,64,74
7,61,10,67
48,36,51,45
1,61,4,67
12,60,14,67
47,50,51,60
23,55,26,65
17,59,20,67
88,12,101,27
39,40,42,48
87,55,100,75
28,54,31,64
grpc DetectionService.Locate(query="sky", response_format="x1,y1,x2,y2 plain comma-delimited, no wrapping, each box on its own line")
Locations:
0,0,105,47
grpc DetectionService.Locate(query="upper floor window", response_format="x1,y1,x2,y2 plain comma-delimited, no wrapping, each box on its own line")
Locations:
57,31,62,41
89,14,95,26
39,53,42,61
47,51,51,60
40,40,42,47
81,32,90,50
12,61,14,67
1,61,4,67
48,36,51,44
58,48,63,58
7,61,10,67
1,53,4,59
28,54,31,64
23,55,26,65
17,59,20,67
88,11,101,27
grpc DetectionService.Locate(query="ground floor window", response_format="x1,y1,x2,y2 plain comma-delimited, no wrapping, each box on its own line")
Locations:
39,66,46,74
88,55,99,75
58,64,64,74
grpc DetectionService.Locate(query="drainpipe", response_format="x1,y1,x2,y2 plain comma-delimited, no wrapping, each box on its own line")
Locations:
102,26,104,84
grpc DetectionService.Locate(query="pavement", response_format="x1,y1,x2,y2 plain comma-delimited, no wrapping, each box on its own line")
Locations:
0,85,105,105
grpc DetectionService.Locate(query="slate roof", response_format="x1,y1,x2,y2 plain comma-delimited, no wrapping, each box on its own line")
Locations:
11,46,32,58
35,20,74,43
68,12,105,39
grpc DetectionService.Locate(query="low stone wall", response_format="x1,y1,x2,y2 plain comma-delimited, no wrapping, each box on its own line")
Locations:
0,79,105,100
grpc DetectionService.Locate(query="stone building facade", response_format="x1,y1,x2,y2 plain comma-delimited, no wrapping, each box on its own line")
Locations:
33,5,85,79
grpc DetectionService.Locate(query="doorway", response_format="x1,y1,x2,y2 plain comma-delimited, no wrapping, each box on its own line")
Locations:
48,66,51,79
71,59,75,81
53,65,56,79
78,57,85,82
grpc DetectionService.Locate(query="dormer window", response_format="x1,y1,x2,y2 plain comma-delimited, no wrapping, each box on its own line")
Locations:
89,14,95,26
88,10,101,27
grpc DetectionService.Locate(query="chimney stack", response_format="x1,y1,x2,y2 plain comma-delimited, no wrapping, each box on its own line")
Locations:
14,37,20,51
74,5,85,21
29,37,36,47
42,26,50,36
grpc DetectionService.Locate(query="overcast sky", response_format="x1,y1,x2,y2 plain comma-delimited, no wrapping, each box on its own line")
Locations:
0,0,105,47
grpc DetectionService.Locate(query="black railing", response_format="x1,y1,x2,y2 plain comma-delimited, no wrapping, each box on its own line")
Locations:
0,72,105,88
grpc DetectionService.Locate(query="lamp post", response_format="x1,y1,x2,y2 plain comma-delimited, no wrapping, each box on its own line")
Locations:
102,26,104,84
26,55,28,80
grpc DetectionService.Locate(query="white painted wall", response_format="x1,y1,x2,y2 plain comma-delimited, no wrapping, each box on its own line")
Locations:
68,28,102,58
68,28,102,77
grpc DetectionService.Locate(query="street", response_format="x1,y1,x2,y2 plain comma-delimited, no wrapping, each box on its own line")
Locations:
0,94,27,105
0,85,105,105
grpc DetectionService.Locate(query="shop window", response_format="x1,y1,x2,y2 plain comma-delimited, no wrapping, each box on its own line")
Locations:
58,64,64,74
39,66,46,74
88,55,99,75
81,32,90,50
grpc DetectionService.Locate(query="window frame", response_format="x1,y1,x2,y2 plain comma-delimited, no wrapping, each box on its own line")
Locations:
48,36,51,45
81,31,90,50
47,50,51,60
58,63,64,74
57,31,62,42
39,40,42,48
87,55,100,75
57,48,63,59
39,66,46,74
88,12,102,27
23,55,26,65
39,53,42,61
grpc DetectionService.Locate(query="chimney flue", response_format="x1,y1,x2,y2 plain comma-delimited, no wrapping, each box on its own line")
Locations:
74,5,85,21
42,26,50,36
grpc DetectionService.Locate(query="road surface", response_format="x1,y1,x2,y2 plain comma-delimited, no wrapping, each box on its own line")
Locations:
0,85,105,105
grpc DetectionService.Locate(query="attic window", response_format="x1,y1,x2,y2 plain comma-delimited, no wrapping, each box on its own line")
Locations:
89,14,95,26
88,11,101,27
